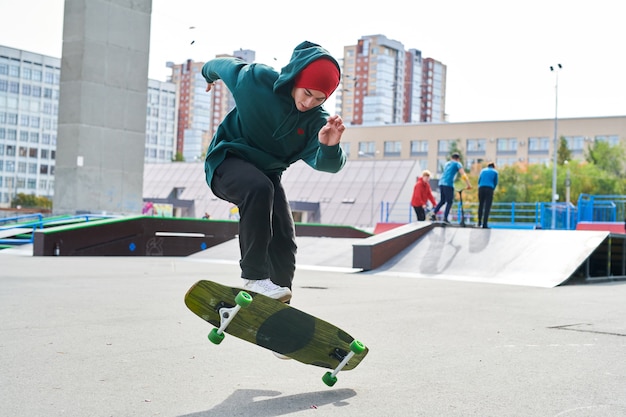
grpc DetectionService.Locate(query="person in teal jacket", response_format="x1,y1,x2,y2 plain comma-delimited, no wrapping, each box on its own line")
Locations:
202,41,346,302
432,153,472,223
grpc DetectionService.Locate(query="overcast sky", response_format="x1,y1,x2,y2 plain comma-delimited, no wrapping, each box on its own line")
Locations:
1,0,624,123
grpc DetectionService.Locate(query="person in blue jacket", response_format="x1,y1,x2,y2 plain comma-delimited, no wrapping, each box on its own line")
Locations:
477,162,499,228
432,153,472,223
202,41,346,302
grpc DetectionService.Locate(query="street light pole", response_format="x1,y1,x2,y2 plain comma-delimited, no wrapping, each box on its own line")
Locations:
550,64,562,229
565,160,571,230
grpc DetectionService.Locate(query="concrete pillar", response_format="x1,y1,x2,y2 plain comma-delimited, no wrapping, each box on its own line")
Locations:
54,0,152,214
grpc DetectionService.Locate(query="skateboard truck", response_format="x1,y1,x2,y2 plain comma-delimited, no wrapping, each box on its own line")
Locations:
322,340,367,387
207,291,253,344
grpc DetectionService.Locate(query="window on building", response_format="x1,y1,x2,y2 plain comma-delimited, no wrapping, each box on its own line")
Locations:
384,141,401,157
595,135,619,146
466,138,486,153
564,136,585,151
9,65,20,77
528,136,550,151
437,139,457,154
358,141,376,156
496,137,517,153
410,140,428,155
495,157,519,167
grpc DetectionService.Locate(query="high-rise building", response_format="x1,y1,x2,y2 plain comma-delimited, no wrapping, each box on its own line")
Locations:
421,57,447,123
168,59,209,162
339,34,446,126
169,49,255,162
0,45,176,207
145,79,177,163
0,46,60,204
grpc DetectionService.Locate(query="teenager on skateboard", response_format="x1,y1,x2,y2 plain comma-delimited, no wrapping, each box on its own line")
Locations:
201,42,346,302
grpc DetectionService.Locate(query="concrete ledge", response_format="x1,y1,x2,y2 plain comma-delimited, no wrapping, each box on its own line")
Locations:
352,222,433,270
32,217,371,257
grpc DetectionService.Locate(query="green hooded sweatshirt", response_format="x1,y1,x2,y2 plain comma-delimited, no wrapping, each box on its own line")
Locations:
201,41,346,188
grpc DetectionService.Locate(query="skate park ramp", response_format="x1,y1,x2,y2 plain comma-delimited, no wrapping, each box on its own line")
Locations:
370,227,610,288
189,225,620,288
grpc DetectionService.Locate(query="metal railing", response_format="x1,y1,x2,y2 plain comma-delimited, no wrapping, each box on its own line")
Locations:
0,213,117,246
381,199,588,230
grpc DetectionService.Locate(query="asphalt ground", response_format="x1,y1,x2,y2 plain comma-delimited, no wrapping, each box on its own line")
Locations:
2,248,626,416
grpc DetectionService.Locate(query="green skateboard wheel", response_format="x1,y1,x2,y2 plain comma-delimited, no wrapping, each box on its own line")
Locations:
208,328,225,344
235,291,253,307
350,340,366,354
322,371,338,387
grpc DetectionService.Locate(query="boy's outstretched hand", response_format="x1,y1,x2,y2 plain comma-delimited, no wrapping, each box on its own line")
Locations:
318,115,346,146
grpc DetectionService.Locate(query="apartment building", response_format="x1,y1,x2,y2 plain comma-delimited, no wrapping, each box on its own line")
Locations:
421,57,447,123
167,59,208,162
339,34,447,126
0,45,176,207
145,79,177,163
0,46,60,204
168,49,255,162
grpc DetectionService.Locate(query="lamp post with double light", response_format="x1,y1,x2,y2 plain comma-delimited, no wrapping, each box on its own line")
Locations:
550,63,562,229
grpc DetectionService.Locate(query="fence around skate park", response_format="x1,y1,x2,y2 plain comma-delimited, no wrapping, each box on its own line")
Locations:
380,194,626,231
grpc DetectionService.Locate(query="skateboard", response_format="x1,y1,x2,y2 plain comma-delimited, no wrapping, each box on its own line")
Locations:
184,280,368,386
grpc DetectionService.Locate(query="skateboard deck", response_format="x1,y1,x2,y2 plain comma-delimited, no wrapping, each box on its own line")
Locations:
184,280,368,385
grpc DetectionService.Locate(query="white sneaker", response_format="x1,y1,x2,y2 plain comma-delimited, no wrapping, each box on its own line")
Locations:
243,278,292,302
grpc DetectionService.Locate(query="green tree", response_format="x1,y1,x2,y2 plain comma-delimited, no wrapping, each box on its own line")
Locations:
585,140,626,177
448,140,464,164
493,159,626,205
11,193,52,209
557,136,572,165
172,152,185,162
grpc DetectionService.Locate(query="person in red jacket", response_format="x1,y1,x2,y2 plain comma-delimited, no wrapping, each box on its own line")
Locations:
411,170,437,221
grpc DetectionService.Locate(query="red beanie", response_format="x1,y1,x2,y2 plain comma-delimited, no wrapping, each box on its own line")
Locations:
294,58,340,99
